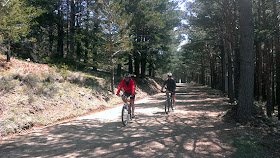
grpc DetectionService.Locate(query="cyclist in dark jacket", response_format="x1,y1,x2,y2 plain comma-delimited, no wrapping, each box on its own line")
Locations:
161,72,176,110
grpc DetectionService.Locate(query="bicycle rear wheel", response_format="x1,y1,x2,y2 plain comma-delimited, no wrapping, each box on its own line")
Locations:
122,103,129,126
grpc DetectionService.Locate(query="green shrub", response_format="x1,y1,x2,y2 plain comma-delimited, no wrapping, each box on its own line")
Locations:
36,82,59,97
68,73,85,86
23,74,39,88
0,76,16,93
12,72,24,81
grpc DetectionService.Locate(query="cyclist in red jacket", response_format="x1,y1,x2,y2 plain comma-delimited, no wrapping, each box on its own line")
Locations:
116,73,136,118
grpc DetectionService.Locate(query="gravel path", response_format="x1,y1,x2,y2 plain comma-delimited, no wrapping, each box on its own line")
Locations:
0,83,235,158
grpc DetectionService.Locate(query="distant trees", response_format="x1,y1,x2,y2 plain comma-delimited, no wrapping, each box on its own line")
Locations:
0,0,183,93
0,0,42,62
181,0,280,120
97,0,132,93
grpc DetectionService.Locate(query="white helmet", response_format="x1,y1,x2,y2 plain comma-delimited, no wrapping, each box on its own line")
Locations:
167,72,172,77
124,73,131,78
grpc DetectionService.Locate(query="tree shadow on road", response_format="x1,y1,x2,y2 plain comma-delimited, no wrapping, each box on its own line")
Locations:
0,83,237,158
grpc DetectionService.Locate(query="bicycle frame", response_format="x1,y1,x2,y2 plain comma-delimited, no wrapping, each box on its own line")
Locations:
163,91,173,114
120,95,132,126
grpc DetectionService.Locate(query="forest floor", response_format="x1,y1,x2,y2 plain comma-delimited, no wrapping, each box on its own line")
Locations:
1,55,280,157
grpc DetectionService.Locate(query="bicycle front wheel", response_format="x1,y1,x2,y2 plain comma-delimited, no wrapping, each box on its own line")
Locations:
122,104,129,126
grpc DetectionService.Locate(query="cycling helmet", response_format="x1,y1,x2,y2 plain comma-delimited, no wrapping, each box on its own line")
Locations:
124,73,131,78
167,72,172,77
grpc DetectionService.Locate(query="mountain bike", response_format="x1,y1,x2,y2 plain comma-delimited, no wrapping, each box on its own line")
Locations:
162,90,174,114
120,95,132,126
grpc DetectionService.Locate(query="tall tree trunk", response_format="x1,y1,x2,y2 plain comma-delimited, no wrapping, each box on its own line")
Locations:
201,55,205,85
48,26,54,57
57,1,64,59
256,40,263,100
110,56,115,94
66,0,70,57
209,46,215,89
134,50,140,77
148,58,153,77
128,53,133,74
83,0,90,63
234,48,240,100
6,40,11,62
255,0,263,100
264,42,272,117
274,0,280,120
271,43,276,110
237,0,255,120
141,51,147,78
227,42,234,103
224,0,234,103
69,0,75,59
76,1,82,62
117,64,122,77
220,44,226,92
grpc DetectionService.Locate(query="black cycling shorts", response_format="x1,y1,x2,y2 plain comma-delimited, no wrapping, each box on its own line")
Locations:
167,89,175,96
124,92,135,100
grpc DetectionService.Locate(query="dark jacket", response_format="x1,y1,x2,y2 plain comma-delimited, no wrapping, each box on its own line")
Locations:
161,78,176,91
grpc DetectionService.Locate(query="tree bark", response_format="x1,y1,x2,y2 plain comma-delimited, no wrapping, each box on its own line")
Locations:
117,64,122,77
141,51,147,78
110,57,115,94
271,0,280,120
134,50,140,77
128,53,133,74
57,0,64,59
234,48,240,100
264,42,272,117
237,0,255,120
69,0,75,59
48,26,54,57
6,40,11,62
255,0,263,100
201,55,205,85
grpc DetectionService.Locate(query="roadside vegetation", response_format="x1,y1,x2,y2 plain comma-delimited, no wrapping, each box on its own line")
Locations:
0,55,162,136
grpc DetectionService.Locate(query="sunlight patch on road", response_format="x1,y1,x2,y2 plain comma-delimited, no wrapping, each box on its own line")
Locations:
77,106,121,121
137,107,162,115
93,147,110,157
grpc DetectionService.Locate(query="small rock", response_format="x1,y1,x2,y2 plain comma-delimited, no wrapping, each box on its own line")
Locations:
79,91,85,96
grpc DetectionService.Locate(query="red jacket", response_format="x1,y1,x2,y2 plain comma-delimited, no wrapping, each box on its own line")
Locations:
117,78,135,96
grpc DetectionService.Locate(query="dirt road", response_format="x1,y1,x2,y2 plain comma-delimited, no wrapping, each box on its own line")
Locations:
0,83,235,158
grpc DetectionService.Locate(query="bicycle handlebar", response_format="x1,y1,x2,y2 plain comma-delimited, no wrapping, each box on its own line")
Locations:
118,95,133,98
161,91,174,93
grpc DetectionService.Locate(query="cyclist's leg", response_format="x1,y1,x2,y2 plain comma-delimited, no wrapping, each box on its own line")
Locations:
172,92,176,109
130,99,135,114
130,95,135,118
121,95,127,103
124,92,132,114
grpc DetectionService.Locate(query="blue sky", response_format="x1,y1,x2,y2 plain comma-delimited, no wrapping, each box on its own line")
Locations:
174,0,193,50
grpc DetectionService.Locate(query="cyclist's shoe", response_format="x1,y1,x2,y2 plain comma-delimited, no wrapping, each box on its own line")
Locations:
131,114,135,119
172,106,175,110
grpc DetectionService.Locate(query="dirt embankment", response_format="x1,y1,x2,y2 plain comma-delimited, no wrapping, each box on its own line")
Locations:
0,55,163,137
